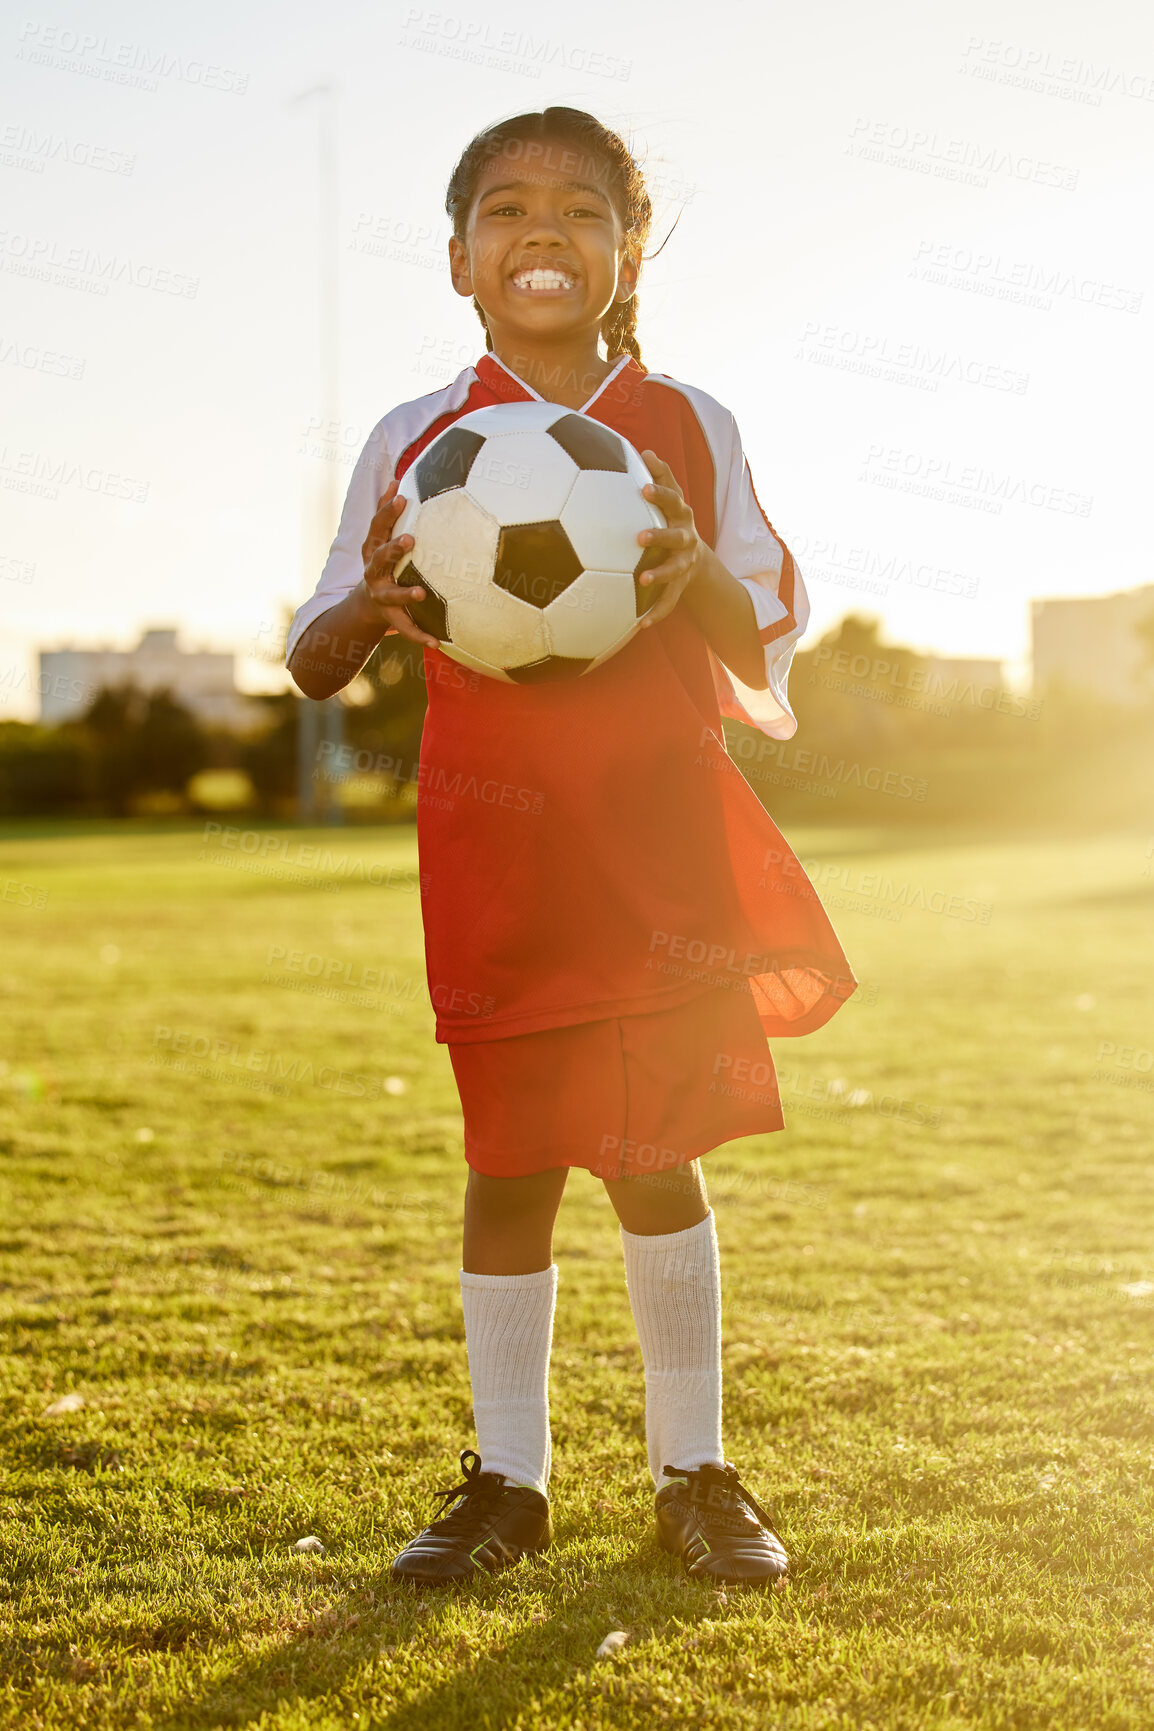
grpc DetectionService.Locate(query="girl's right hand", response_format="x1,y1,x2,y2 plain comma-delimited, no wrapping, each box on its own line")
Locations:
360,480,440,648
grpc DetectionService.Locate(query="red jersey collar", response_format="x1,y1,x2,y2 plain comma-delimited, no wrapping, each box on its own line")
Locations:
475,351,643,413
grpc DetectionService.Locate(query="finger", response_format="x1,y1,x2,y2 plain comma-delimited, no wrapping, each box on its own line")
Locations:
638,526,693,556
362,491,408,558
376,478,400,508
641,582,688,626
639,555,692,591
368,486,405,532
365,533,414,580
381,608,441,648
367,578,426,608
640,449,675,483
369,507,404,548
641,482,688,519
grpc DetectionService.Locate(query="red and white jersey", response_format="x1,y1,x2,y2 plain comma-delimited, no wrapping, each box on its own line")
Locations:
288,353,854,1046
286,352,807,738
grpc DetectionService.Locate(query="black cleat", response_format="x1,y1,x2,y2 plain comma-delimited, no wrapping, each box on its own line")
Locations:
391,1448,551,1585
655,1460,789,1585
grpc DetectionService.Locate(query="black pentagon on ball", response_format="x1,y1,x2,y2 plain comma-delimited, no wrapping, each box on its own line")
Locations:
547,414,628,472
397,563,450,640
494,521,583,609
506,655,594,684
633,541,665,616
415,428,485,502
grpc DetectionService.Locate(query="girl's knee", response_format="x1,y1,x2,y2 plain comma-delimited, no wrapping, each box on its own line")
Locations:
465,1166,567,1219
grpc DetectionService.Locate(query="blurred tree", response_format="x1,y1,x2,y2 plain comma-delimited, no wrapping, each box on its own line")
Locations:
1135,602,1154,692
66,683,209,815
342,640,428,786
240,692,300,810
0,722,85,814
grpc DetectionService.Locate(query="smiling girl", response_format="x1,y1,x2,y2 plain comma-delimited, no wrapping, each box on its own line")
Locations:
287,108,855,1588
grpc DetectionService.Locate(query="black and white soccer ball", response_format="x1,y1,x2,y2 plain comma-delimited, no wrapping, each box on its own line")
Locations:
391,401,667,683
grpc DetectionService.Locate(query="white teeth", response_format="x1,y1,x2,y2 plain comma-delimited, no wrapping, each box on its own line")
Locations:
512,268,576,292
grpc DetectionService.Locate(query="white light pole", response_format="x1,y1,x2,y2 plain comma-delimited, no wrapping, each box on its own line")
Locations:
292,82,344,826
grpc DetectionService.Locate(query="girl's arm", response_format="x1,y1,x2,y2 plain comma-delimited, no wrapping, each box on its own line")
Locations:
678,550,767,690
636,453,768,690
288,481,439,699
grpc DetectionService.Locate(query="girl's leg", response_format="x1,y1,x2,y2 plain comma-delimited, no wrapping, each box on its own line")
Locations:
459,1166,569,1493
601,1159,708,1237
603,1160,724,1486
463,1166,569,1274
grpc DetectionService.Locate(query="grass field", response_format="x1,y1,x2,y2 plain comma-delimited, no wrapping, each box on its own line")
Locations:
2,818,1153,1730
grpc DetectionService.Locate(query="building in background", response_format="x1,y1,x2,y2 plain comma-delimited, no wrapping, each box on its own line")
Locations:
1032,585,1154,705
923,657,1005,696
38,627,258,727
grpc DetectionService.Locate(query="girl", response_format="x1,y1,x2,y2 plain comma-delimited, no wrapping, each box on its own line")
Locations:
287,108,855,1587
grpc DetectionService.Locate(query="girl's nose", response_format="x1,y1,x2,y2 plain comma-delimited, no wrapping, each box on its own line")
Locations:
521,219,569,248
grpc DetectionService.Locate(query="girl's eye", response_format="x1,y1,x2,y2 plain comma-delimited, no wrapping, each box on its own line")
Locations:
482,202,605,220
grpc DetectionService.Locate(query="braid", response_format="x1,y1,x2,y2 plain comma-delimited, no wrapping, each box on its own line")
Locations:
446,108,653,366
600,294,642,364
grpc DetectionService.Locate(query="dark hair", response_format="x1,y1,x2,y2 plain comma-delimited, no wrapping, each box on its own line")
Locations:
445,108,652,364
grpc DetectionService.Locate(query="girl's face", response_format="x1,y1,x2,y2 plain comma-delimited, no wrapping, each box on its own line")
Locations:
449,141,638,350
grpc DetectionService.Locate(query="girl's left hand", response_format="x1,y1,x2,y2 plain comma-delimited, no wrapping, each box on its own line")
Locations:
635,452,706,626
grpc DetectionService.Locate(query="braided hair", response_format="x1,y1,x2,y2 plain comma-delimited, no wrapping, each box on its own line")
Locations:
445,108,652,364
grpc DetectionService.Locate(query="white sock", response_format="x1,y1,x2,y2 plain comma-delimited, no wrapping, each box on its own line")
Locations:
458,1265,557,1495
620,1211,724,1488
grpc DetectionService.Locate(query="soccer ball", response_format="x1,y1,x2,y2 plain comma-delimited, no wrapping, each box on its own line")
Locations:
391,401,667,682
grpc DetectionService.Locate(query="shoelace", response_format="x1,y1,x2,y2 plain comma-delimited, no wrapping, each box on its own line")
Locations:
662,1461,779,1536
428,1448,509,1535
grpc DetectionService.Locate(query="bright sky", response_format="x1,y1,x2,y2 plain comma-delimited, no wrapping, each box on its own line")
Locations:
2,0,1152,716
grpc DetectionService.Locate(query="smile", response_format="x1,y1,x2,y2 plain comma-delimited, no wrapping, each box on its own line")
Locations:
510,267,578,293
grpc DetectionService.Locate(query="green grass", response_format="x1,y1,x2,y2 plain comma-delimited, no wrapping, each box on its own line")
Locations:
1,818,1153,1729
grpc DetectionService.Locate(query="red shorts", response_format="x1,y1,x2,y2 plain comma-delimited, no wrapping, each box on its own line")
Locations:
448,984,783,1180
